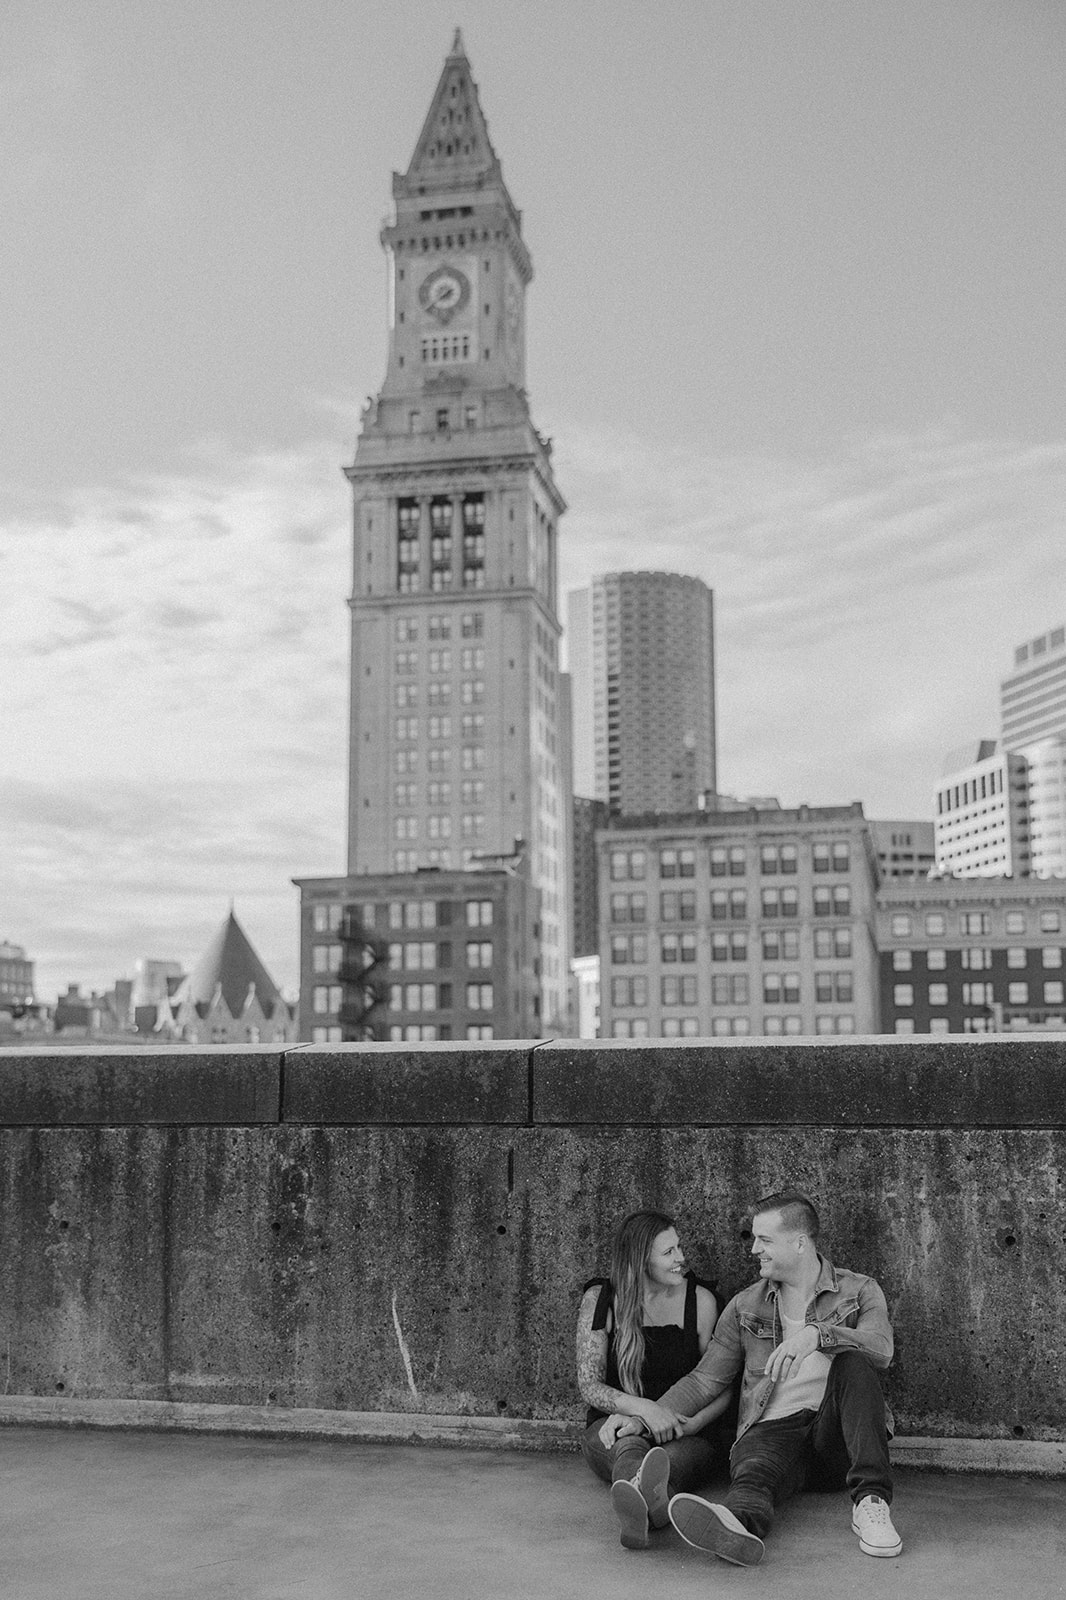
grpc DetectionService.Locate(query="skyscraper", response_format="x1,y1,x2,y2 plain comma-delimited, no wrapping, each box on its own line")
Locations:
297,32,572,1036
569,572,716,817
1001,624,1066,749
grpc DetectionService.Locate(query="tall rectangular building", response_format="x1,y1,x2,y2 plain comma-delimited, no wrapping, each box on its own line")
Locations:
341,33,571,1030
1001,624,1066,749
569,572,716,816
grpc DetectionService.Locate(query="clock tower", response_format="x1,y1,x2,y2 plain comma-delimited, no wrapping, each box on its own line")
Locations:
343,32,571,1031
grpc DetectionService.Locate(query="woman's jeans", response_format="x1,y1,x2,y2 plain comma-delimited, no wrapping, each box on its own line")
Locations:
725,1351,893,1540
580,1419,720,1495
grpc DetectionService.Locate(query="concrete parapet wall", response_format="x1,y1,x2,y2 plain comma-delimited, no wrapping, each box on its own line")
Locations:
1,1038,1064,1450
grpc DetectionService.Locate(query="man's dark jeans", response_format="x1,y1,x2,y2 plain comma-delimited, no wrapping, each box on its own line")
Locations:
725,1352,892,1540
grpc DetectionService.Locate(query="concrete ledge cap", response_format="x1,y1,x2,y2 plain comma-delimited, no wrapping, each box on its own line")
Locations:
532,1037,1066,1127
1,1398,1062,1475
0,1047,282,1126
282,1041,536,1124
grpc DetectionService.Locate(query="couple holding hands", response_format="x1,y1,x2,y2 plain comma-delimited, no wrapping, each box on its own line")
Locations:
576,1190,901,1565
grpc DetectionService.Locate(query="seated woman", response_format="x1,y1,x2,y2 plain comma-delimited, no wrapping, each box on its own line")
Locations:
576,1208,733,1550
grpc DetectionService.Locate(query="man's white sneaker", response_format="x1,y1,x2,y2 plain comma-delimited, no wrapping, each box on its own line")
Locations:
668,1495,765,1566
851,1494,902,1557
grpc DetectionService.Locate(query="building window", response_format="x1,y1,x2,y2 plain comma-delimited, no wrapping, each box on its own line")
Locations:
661,975,697,1006
395,618,418,642
760,844,798,875
925,913,946,936
892,950,912,971
890,914,912,937
610,850,646,881
1004,911,1026,935
893,984,913,1007
466,982,494,1010
611,1018,650,1039
1045,981,1065,1004
1041,910,1062,933
961,948,992,971
466,941,493,968
714,932,748,962
764,887,798,918
465,900,493,927
609,892,646,924
710,847,728,877
661,890,696,922
929,1017,950,1035
662,1017,700,1037
960,911,991,935
763,929,799,961
611,933,647,964
927,948,947,970
660,847,696,878
928,982,948,1007
661,932,697,963
1008,982,1028,1005
764,973,801,1004
962,982,993,1006
894,1018,915,1034
711,973,748,1005
466,1023,494,1040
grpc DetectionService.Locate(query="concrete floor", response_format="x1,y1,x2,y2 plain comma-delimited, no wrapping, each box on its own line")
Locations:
1,1426,1064,1600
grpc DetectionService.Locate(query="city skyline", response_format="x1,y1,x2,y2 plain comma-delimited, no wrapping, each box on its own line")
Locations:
3,2,1064,998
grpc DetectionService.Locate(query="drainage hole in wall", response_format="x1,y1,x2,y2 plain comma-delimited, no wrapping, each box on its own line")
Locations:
1012,1424,1026,1437
270,1221,282,1234
55,1382,65,1393
496,1399,508,1412
496,1225,507,1235
267,1390,278,1404
58,1220,69,1231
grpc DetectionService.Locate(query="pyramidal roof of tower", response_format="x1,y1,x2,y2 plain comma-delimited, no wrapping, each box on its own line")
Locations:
397,30,504,200
184,907,285,1019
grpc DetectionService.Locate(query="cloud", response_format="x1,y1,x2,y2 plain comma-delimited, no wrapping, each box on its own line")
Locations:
558,421,1066,817
3,414,1064,1001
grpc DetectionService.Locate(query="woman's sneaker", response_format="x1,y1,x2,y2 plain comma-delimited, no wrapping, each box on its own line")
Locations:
610,1479,650,1550
633,1446,671,1529
851,1494,902,1557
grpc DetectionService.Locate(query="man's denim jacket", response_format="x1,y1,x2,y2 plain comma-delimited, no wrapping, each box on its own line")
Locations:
656,1254,894,1443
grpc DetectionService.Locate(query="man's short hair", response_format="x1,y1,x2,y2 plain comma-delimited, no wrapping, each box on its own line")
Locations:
752,1189,820,1241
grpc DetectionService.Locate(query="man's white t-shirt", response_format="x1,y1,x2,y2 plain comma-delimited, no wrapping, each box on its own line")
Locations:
759,1309,833,1423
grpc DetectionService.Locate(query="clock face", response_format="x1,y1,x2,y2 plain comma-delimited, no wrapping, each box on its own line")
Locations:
419,265,470,325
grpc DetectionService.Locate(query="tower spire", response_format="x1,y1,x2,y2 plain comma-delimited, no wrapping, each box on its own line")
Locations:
397,32,502,200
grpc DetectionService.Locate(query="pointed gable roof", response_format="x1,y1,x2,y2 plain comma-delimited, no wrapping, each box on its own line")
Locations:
184,907,285,1020
397,31,503,200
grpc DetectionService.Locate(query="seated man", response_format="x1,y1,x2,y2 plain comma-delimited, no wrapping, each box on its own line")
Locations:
622,1188,901,1565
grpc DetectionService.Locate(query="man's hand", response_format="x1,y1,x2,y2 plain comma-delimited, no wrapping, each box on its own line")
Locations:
599,1413,633,1448
636,1400,685,1443
764,1322,820,1384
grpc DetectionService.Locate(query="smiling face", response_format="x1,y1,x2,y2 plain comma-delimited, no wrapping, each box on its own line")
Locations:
644,1226,686,1289
750,1209,806,1285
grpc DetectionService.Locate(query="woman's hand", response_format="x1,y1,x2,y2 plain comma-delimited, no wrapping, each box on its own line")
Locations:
636,1399,685,1443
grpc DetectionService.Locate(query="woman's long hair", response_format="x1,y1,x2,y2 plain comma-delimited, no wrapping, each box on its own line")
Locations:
609,1210,676,1397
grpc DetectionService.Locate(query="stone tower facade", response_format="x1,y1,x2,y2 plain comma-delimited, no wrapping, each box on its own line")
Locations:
343,33,571,1028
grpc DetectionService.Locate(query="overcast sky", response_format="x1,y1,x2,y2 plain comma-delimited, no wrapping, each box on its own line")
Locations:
3,0,1064,1001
